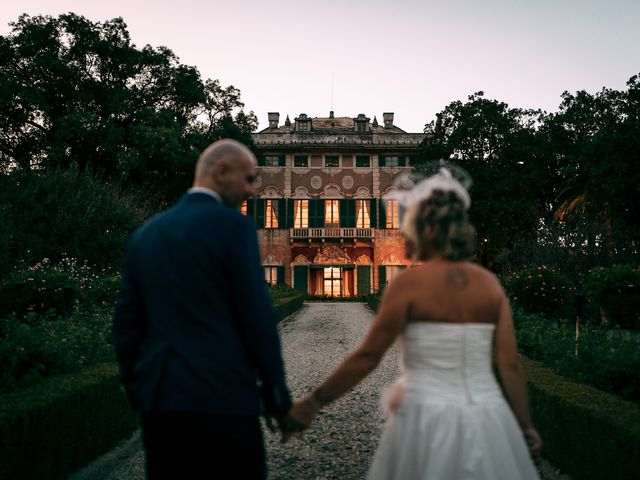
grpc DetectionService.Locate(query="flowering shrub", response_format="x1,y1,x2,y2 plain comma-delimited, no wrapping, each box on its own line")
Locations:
584,265,640,329
505,266,574,319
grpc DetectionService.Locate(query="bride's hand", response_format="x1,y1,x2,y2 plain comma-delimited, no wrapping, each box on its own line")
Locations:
523,426,542,459
288,395,322,429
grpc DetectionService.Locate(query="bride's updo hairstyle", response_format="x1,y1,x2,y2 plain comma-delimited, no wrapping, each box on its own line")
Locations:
400,189,475,261
387,166,475,262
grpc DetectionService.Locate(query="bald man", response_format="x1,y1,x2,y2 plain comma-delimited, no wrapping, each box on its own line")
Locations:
113,139,293,479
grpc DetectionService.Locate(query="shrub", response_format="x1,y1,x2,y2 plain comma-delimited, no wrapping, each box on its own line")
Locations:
505,265,574,319
584,265,640,329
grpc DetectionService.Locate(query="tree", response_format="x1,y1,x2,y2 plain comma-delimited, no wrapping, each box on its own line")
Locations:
0,13,257,200
416,92,550,269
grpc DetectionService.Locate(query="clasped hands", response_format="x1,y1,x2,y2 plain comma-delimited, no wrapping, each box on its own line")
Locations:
266,394,323,443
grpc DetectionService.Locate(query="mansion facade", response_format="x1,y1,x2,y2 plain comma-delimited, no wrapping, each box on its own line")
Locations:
245,111,425,296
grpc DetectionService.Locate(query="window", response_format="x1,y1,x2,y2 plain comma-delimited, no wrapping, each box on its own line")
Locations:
356,200,370,228
385,156,400,167
240,200,247,216
355,155,370,168
297,121,309,132
385,266,403,284
264,266,278,286
264,155,280,167
325,200,339,227
294,155,308,167
356,122,368,132
293,200,309,228
265,200,279,228
323,267,342,296
324,155,339,168
386,200,399,228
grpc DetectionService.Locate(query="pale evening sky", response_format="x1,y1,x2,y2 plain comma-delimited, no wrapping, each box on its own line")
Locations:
1,0,639,133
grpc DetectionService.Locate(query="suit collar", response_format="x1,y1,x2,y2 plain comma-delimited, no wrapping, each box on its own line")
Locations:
187,187,222,203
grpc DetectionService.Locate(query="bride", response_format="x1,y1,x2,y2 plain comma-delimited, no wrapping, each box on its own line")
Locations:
287,168,542,479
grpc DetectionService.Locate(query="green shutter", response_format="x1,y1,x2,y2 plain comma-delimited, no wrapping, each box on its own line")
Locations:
310,199,324,228
377,266,386,291
293,265,308,293
279,155,286,166
399,156,406,167
286,199,294,229
247,198,255,219
257,156,266,166
277,266,285,285
378,199,387,229
357,265,371,295
370,199,377,228
340,199,356,228
255,199,265,228
278,199,287,228
378,155,386,167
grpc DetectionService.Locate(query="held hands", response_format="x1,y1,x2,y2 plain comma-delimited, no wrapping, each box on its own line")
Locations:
523,426,542,460
268,394,324,443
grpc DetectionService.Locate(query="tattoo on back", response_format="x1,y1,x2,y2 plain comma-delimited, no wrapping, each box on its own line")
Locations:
446,267,469,291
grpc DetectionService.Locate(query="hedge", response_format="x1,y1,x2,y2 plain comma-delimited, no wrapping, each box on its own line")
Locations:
0,362,138,480
273,293,305,322
522,357,640,480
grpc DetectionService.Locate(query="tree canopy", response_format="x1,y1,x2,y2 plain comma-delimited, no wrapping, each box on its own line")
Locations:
0,13,257,198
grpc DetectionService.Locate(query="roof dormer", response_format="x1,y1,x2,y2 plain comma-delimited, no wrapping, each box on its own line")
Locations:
295,113,312,132
354,113,370,132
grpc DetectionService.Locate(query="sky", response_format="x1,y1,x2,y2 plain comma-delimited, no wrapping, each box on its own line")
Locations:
1,0,639,133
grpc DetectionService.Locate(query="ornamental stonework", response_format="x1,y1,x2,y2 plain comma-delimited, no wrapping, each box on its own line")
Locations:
341,175,354,190
310,175,322,190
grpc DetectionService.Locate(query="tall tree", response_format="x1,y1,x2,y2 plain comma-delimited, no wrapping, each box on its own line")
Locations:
0,13,256,199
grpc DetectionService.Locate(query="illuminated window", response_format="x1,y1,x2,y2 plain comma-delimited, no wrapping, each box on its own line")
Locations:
240,200,247,216
324,155,339,168
265,200,279,228
356,200,370,228
325,200,339,227
386,266,402,284
293,200,309,228
323,267,342,296
264,266,278,286
385,156,400,167
386,200,399,229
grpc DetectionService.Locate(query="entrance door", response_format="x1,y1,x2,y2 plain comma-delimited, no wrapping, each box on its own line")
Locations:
293,265,308,293
357,265,371,295
323,267,342,297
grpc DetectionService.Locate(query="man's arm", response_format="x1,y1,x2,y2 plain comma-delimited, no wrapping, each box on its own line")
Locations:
112,234,146,409
227,215,292,416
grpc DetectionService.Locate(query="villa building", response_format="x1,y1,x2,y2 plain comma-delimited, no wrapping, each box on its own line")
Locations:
246,111,425,296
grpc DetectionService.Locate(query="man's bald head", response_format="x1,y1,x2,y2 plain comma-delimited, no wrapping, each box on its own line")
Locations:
193,139,258,208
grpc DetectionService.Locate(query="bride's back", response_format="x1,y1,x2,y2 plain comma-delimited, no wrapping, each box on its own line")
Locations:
397,260,503,326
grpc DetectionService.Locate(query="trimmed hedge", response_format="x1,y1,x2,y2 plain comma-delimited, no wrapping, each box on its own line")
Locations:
366,293,381,312
0,362,137,480
273,293,305,322
522,357,640,480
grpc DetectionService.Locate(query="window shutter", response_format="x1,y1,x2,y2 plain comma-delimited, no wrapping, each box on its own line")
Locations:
278,199,287,228
255,199,265,228
279,155,286,166
293,265,308,293
378,155,386,167
370,199,377,228
310,199,324,228
398,156,406,167
378,266,386,291
257,156,266,167
286,199,294,229
277,266,285,285
378,199,387,229
247,198,255,219
340,199,356,228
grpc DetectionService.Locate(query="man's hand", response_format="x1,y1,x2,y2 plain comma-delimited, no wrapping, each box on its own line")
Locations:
523,426,542,460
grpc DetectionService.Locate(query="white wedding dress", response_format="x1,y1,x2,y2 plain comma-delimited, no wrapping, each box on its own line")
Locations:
368,322,540,480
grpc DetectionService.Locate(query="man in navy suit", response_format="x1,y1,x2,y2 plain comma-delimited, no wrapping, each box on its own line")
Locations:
113,139,293,479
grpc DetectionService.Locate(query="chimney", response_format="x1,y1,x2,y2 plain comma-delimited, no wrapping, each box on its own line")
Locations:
268,112,280,129
329,110,335,118
383,112,394,128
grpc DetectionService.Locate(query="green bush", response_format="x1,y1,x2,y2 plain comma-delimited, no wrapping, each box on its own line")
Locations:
0,362,138,480
522,357,640,480
273,292,305,322
584,265,640,329
305,295,366,302
505,266,574,319
0,168,148,277
514,309,640,403
366,293,381,312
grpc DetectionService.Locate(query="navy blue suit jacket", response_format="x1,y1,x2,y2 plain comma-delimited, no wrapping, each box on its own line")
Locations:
113,192,292,416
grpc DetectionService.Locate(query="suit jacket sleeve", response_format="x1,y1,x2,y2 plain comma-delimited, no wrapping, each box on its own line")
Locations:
227,215,292,416
112,232,146,409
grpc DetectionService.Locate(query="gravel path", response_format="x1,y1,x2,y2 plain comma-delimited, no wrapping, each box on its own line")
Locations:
71,302,570,480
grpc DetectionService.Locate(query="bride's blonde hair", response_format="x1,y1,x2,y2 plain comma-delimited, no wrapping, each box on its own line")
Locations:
401,189,475,261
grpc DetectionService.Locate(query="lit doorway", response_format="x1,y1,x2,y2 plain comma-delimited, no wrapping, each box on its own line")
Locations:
323,267,342,297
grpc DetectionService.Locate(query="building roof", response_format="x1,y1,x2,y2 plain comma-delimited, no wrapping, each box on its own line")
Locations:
257,114,407,134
